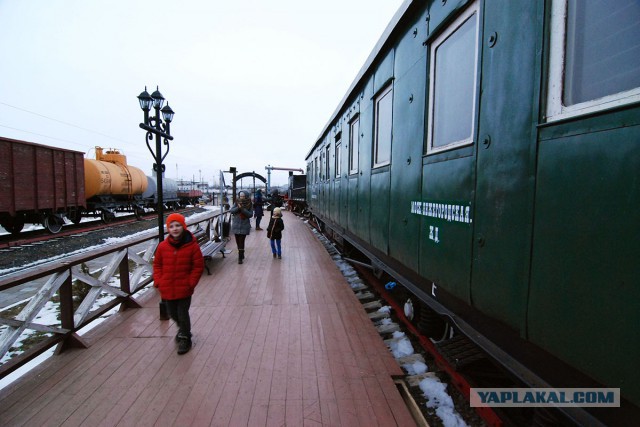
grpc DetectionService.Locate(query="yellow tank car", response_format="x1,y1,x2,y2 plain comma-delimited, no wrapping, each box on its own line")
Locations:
84,147,148,199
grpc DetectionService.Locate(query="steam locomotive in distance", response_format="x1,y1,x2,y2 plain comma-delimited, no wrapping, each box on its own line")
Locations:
0,137,190,234
305,1,639,425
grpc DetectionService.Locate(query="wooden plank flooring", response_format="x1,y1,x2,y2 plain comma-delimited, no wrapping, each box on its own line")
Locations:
0,211,416,426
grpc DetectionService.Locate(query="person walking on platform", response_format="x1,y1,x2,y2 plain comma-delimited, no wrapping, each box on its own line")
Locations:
266,189,284,217
266,207,285,259
153,213,204,355
230,190,253,264
253,189,264,230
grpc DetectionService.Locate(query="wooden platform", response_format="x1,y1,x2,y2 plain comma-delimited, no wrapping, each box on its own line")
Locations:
0,211,416,426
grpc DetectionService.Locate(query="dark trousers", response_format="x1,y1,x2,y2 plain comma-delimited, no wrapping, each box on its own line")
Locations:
234,233,247,250
255,215,263,228
166,296,192,337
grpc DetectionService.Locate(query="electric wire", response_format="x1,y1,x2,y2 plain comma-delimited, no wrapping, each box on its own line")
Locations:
0,101,136,146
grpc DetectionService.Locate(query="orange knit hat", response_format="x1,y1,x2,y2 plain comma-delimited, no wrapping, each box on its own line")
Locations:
166,213,187,230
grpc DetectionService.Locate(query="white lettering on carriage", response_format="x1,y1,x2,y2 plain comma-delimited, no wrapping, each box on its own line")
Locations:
410,200,472,224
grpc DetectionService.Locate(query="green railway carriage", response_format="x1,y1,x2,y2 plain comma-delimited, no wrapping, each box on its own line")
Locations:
305,0,640,424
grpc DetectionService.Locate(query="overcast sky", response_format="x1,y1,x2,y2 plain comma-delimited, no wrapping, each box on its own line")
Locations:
0,0,404,186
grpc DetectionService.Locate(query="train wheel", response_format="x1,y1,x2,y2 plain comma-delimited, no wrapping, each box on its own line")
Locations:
134,207,144,220
44,214,64,234
417,305,449,342
100,210,114,223
1,216,25,235
70,211,83,225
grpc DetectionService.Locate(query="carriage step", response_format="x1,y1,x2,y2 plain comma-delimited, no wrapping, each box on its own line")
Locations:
435,334,485,370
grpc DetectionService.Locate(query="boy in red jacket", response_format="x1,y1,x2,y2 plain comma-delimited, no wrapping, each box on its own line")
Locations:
153,213,204,354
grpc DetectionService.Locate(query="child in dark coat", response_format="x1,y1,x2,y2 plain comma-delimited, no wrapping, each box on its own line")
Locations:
153,213,204,354
266,207,285,259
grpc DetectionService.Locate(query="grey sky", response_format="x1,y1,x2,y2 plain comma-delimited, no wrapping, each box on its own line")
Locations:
0,0,404,186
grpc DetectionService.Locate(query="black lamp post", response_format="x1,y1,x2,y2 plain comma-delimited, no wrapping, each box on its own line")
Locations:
137,86,175,243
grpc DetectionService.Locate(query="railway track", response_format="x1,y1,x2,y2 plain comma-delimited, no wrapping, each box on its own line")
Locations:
0,208,205,277
0,208,196,250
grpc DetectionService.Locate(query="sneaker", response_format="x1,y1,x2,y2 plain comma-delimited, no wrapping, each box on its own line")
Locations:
256,227,263,230
277,254,282,259
177,337,192,355
273,253,276,258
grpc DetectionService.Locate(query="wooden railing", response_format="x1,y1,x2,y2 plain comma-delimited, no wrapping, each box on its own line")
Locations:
0,209,227,380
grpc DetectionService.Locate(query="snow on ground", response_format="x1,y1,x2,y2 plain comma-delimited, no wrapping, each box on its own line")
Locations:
0,228,155,276
420,377,469,427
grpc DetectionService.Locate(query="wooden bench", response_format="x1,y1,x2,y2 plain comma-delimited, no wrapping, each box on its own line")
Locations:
200,238,227,275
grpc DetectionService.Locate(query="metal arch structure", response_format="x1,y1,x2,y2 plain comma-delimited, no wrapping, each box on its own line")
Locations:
231,172,267,202
234,172,267,184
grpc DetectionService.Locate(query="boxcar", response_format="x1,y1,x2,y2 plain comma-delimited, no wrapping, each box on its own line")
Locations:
0,137,85,233
177,189,203,207
305,0,639,425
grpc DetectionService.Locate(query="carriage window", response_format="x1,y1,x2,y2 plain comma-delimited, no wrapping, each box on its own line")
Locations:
335,140,341,178
325,145,330,181
427,2,478,154
546,0,640,121
314,156,319,183
374,85,393,167
349,117,359,174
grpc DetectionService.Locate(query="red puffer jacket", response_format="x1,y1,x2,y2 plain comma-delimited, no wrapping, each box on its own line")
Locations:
153,231,204,300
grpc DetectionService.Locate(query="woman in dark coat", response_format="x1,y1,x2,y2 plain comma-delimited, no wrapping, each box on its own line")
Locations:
253,189,264,230
229,190,253,264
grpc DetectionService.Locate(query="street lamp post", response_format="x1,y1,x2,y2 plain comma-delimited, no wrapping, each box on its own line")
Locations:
137,86,175,243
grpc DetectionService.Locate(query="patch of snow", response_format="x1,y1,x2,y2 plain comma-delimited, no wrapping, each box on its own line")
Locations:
403,360,428,375
387,331,415,358
0,348,56,391
419,376,469,427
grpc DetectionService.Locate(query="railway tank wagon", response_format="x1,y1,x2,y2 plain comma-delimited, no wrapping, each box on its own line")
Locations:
83,147,148,222
305,0,639,424
142,174,180,211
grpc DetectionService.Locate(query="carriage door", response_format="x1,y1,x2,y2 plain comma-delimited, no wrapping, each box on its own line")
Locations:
419,4,478,304
469,0,539,333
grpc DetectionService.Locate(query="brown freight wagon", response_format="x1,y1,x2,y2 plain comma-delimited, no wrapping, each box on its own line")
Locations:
0,137,85,234
177,189,203,206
